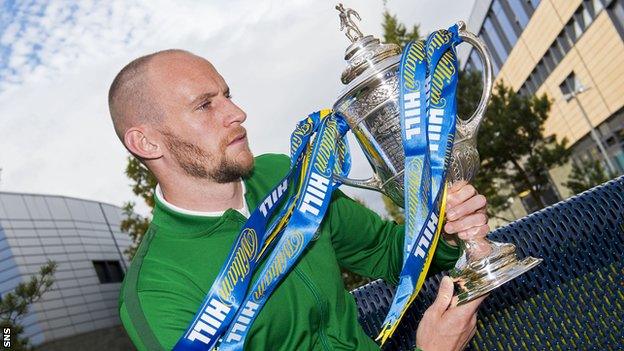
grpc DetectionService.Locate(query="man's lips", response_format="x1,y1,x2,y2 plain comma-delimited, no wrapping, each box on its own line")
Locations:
228,132,247,146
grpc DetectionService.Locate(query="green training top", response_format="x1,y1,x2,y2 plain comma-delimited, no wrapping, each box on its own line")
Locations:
119,153,460,350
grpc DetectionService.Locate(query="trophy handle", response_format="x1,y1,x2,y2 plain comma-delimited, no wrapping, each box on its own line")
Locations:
333,173,383,192
456,21,494,141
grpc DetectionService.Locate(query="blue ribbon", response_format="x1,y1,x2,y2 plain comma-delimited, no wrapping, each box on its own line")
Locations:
219,114,350,350
173,111,350,350
377,24,462,344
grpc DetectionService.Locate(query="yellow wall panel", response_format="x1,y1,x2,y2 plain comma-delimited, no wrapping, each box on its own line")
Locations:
549,0,582,23
520,0,565,60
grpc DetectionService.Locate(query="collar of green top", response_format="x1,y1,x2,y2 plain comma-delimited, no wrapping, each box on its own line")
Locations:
151,178,257,237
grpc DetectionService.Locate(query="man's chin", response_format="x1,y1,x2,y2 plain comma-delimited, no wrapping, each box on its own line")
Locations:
233,148,255,175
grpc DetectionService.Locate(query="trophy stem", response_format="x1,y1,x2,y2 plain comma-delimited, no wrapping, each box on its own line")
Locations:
449,239,542,305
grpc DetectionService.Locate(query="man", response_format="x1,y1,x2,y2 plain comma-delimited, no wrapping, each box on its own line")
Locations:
110,49,490,351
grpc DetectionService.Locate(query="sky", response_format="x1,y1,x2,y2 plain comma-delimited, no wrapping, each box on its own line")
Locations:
0,0,475,217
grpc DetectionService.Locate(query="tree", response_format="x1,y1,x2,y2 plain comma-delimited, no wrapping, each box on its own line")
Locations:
1,261,57,351
476,82,570,215
564,158,610,194
120,156,157,260
382,11,420,47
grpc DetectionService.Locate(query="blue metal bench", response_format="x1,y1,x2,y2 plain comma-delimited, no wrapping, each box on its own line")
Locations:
351,176,624,350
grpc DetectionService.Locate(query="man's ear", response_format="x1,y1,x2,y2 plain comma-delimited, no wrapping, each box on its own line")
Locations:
124,126,162,160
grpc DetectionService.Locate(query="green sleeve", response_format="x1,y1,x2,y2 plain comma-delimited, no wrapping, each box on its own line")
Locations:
325,189,460,285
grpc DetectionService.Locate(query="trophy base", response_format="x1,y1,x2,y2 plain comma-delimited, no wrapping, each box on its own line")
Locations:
449,241,542,305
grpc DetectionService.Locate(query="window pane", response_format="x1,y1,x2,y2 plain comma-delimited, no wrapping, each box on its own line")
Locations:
93,261,108,283
484,18,509,63
582,6,594,26
543,51,555,71
493,1,519,46
550,45,563,62
106,261,124,283
469,49,483,72
509,0,531,28
480,31,502,74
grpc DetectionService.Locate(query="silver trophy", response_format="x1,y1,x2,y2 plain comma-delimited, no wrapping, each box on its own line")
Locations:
332,4,542,304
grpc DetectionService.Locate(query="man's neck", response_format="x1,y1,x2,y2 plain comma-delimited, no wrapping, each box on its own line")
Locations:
158,176,244,213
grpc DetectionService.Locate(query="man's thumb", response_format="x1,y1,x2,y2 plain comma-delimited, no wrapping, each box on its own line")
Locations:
431,276,454,312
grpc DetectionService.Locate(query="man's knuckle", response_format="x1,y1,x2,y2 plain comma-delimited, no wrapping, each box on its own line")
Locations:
478,213,488,225
476,194,487,206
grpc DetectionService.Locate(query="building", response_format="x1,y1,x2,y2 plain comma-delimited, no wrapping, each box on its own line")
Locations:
458,0,624,215
0,191,134,350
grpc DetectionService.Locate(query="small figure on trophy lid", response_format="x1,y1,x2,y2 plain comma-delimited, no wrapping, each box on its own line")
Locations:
336,3,363,43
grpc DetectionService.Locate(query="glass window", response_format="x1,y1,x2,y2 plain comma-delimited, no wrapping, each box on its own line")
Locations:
550,44,563,63
542,51,556,72
469,49,484,72
480,31,502,74
92,260,124,284
509,0,531,28
560,71,578,97
534,61,547,86
608,0,624,39
588,0,605,15
530,0,542,9
527,75,539,95
492,1,519,47
484,18,509,63
556,32,572,55
582,4,594,26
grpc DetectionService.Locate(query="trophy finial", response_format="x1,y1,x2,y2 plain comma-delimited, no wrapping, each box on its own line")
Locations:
336,3,364,43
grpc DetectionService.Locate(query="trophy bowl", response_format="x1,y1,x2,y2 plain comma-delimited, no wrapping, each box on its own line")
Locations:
332,4,542,305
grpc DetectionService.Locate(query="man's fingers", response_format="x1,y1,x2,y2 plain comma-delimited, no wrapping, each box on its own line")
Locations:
448,180,468,194
446,182,475,207
446,194,486,221
431,276,454,313
445,212,488,233
457,224,490,241
457,294,488,315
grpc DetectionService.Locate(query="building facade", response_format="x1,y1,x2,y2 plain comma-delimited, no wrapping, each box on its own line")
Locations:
0,191,133,349
459,0,624,215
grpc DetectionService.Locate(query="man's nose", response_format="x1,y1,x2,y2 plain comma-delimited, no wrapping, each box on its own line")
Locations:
222,98,247,126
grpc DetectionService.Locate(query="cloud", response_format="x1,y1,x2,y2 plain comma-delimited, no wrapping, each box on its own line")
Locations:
0,0,475,217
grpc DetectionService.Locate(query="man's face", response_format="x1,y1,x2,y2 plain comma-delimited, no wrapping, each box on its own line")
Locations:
148,53,253,183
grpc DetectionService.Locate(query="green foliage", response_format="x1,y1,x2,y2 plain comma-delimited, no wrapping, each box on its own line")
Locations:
476,82,570,215
1,261,57,351
564,158,610,194
125,156,157,208
340,268,371,291
382,195,404,224
121,156,157,260
382,11,420,47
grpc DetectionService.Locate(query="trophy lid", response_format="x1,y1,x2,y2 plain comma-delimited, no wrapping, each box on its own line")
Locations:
335,3,401,85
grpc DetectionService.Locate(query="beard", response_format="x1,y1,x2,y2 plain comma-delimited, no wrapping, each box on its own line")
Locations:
161,129,253,183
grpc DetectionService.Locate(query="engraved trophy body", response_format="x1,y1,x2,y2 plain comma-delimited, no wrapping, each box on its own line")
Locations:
332,4,542,304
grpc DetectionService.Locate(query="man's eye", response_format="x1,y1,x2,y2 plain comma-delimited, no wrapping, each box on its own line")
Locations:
225,93,232,99
198,101,211,110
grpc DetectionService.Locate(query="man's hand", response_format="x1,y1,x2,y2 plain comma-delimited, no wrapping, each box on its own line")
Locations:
416,276,486,351
443,181,489,246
